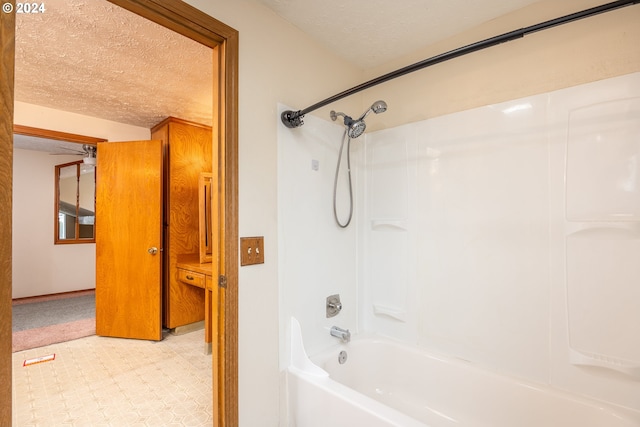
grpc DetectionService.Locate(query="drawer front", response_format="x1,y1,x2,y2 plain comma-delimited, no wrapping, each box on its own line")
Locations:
177,268,205,289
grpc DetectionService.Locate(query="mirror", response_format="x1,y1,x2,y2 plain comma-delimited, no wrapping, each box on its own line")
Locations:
55,160,96,243
199,173,213,263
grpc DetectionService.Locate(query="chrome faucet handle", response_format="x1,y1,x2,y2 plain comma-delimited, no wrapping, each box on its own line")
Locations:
326,294,342,318
328,301,342,311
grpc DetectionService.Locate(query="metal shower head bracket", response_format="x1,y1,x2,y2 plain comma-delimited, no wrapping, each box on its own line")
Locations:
281,110,304,128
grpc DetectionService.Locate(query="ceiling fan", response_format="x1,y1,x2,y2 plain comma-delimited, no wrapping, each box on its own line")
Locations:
52,144,97,165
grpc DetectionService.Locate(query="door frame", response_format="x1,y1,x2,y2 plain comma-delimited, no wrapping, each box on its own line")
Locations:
0,4,14,425
0,1,239,426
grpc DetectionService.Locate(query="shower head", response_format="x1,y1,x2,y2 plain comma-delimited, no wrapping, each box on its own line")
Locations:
345,117,367,139
331,110,362,138
357,100,388,121
371,100,388,114
330,100,387,139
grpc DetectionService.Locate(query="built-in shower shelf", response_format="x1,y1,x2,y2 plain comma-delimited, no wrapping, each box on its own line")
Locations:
570,348,640,379
371,220,408,231
564,222,640,236
373,304,407,322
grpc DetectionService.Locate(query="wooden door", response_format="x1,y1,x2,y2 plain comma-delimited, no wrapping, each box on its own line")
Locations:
96,140,163,341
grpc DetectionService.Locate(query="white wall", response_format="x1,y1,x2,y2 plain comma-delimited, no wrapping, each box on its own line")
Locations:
13,149,93,298
181,0,640,425
183,1,363,426
12,102,149,298
360,73,640,411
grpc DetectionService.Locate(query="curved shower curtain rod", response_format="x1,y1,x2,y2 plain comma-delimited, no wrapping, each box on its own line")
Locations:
281,0,640,129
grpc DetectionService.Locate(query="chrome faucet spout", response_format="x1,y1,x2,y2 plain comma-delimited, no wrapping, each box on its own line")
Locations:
330,326,351,343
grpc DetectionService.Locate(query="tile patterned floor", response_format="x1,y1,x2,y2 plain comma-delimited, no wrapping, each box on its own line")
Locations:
12,330,212,426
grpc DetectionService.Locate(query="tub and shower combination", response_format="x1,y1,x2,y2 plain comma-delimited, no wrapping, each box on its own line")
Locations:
281,76,640,425
279,3,640,425
287,319,639,427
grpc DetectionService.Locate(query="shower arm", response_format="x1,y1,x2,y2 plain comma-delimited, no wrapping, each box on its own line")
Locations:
356,108,374,122
330,111,348,122
281,0,640,129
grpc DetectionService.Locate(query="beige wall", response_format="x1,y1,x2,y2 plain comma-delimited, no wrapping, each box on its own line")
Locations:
363,0,640,131
14,101,151,141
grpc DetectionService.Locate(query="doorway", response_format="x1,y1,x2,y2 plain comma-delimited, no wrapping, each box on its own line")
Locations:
0,1,239,426
12,127,102,352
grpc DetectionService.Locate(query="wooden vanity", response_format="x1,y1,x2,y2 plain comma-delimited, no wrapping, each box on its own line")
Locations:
176,253,215,354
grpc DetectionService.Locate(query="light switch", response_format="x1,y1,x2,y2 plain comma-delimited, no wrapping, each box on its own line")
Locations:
240,236,264,266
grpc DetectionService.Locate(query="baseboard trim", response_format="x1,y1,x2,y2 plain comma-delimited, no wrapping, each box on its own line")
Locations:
12,289,96,306
170,320,205,336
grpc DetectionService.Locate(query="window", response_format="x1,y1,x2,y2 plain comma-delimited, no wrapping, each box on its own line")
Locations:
55,160,95,244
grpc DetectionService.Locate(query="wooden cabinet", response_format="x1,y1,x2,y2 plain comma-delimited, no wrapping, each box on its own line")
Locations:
177,254,215,353
177,268,206,289
151,117,212,329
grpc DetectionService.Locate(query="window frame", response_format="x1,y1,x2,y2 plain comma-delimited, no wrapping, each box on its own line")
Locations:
54,159,96,244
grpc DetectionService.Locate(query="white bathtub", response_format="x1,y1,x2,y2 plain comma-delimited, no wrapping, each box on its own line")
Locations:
286,320,640,427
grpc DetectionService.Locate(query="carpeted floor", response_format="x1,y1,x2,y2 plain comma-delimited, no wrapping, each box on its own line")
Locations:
13,294,95,332
12,290,96,352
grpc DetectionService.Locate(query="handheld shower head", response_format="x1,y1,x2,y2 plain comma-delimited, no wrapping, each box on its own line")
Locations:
371,100,387,114
358,100,388,121
331,100,388,228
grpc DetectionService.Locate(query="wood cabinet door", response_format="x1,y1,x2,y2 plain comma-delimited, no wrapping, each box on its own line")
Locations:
95,140,163,341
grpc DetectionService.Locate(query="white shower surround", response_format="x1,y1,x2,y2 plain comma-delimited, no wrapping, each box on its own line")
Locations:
278,72,640,417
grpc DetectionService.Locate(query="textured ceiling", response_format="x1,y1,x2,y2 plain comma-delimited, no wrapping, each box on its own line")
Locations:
15,0,213,130
255,0,540,68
